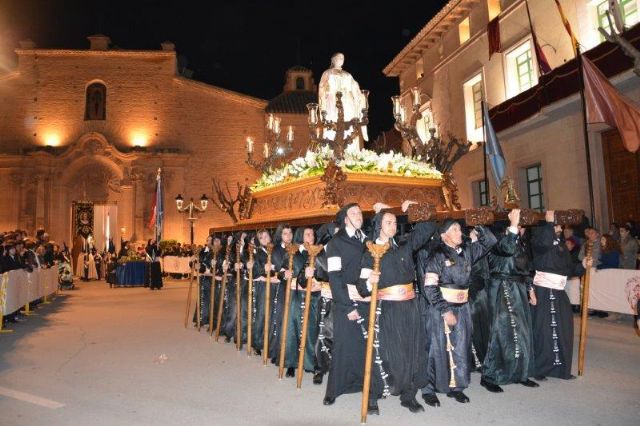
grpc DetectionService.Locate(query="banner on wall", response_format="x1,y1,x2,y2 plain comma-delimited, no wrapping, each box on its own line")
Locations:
72,201,94,239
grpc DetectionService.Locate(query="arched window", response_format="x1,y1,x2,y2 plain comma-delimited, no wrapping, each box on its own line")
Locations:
85,82,107,120
295,77,305,90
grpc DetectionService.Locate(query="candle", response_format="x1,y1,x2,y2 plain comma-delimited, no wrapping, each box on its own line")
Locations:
361,90,369,110
273,117,281,136
411,87,421,106
286,125,294,142
391,96,401,117
263,143,269,158
267,114,274,130
246,136,254,153
307,103,318,124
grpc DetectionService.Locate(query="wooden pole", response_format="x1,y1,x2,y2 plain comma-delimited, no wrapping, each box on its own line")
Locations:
360,241,389,424
196,267,201,332
184,258,195,328
208,247,219,336
578,239,594,375
235,242,243,351
263,243,274,366
278,244,299,379
246,243,255,356
575,46,598,228
296,244,324,389
215,244,232,342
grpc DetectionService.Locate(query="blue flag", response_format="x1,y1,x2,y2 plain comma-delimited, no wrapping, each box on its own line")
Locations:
482,101,506,188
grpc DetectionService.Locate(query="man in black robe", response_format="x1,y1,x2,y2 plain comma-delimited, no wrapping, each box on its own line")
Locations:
268,225,294,364
357,201,437,413
283,227,317,378
222,232,249,347
420,220,496,406
531,211,591,380
310,222,339,385
247,229,280,356
482,209,539,391
194,235,215,328
324,203,382,415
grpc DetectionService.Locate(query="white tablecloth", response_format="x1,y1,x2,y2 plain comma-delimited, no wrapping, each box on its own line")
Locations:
161,256,193,274
566,268,640,315
1,268,58,314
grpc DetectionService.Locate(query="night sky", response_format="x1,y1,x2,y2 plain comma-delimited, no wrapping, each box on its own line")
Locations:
0,0,448,138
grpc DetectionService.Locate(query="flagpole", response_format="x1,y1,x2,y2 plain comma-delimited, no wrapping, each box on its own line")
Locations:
575,46,597,377
481,100,489,204
575,47,597,229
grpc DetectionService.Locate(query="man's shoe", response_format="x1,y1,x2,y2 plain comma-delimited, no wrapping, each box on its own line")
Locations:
421,393,440,407
400,398,424,413
534,375,547,381
480,378,504,393
568,375,577,380
521,379,539,388
323,396,335,406
285,367,295,378
224,336,231,343
367,400,380,415
313,372,323,385
446,390,470,403
253,349,261,356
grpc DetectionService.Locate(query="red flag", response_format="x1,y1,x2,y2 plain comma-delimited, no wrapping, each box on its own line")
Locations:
487,17,501,58
525,0,552,75
582,55,640,153
533,37,552,75
147,181,157,229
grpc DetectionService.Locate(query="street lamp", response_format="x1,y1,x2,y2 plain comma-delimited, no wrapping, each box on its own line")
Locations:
175,193,209,246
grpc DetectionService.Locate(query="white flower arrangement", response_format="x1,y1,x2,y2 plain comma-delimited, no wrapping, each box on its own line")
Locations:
250,144,442,192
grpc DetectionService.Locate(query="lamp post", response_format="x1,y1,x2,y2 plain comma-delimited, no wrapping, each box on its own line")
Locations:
245,113,294,173
175,193,209,246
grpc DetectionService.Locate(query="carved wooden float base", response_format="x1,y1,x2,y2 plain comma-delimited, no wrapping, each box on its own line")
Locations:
210,172,444,232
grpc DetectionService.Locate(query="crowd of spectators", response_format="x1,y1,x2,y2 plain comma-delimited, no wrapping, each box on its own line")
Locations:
1,228,71,323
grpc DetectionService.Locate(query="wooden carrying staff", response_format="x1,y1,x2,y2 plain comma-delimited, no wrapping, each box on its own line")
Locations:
263,243,274,366
296,244,324,389
578,239,594,376
406,204,584,227
215,243,233,342
184,258,196,328
235,242,243,351
360,241,390,424
208,247,220,336
196,262,202,331
278,244,300,379
246,242,255,356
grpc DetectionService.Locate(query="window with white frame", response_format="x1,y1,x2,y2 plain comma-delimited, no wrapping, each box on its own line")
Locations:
463,73,484,142
473,179,489,207
525,164,544,211
504,39,538,99
596,0,638,40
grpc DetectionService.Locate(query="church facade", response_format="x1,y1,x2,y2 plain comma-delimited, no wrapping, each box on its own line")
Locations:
0,35,314,247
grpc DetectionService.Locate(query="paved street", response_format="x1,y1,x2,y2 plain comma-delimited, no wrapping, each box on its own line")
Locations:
1,280,638,425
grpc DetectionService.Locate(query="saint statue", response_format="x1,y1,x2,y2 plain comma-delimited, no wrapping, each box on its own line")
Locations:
318,53,368,145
